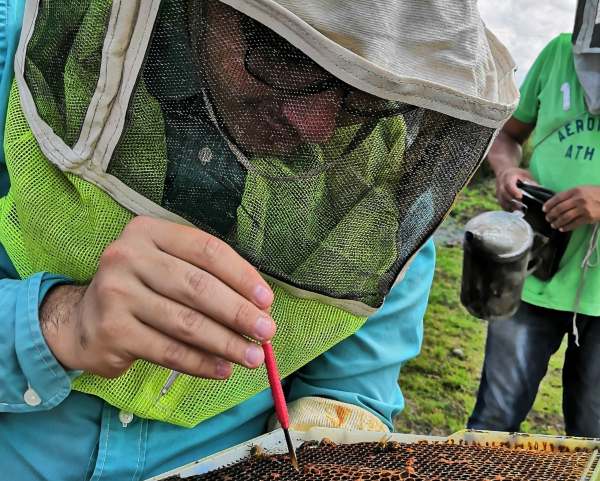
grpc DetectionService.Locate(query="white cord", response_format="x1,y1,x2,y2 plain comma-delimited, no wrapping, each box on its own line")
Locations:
571,223,600,346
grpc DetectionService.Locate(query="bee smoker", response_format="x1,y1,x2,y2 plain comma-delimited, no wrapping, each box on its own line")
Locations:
460,211,535,320
460,182,571,320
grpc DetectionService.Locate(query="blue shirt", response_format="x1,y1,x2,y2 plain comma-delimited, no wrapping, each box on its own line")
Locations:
0,2,436,479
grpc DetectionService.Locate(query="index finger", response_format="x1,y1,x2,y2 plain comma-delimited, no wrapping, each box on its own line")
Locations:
131,217,274,309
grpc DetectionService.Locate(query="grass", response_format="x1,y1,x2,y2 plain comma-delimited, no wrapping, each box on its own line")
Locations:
394,178,566,436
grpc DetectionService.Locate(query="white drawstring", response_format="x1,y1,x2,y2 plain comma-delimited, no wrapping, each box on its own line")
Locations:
571,223,600,346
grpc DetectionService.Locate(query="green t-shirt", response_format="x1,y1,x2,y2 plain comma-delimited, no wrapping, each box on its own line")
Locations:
514,33,600,315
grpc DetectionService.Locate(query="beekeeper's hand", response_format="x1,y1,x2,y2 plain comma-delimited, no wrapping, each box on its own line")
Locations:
495,167,536,211
40,216,276,379
486,117,536,211
268,397,389,433
543,185,600,232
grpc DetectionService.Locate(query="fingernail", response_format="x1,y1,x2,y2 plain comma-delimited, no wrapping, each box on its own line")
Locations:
254,316,274,341
245,345,264,367
551,224,556,229
216,360,232,379
254,285,273,307
542,206,547,212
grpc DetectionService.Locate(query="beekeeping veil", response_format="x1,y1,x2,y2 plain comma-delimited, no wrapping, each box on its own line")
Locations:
573,0,600,114
6,0,518,426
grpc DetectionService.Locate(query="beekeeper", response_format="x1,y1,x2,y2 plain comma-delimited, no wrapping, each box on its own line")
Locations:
0,1,517,479
469,0,600,437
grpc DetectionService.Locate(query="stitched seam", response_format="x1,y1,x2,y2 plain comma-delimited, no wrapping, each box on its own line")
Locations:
100,2,155,166
92,408,112,481
130,419,146,481
80,0,125,149
83,440,98,481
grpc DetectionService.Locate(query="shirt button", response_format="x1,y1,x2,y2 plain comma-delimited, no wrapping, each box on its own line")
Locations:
119,410,134,427
23,387,42,406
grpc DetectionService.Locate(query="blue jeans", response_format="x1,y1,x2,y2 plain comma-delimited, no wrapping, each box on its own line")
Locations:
468,302,600,437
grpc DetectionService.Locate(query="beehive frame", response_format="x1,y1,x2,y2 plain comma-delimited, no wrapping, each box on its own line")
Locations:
148,428,600,481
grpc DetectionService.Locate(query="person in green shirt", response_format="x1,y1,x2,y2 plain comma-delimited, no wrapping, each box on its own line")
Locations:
468,4,600,437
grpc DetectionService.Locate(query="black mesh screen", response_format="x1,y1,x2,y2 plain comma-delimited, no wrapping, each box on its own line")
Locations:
99,0,494,307
24,0,112,146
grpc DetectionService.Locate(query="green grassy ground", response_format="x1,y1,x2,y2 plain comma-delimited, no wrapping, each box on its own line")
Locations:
394,179,566,436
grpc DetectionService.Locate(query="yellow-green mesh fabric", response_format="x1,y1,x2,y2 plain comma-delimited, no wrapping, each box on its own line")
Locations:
73,283,365,427
0,82,132,279
0,82,366,427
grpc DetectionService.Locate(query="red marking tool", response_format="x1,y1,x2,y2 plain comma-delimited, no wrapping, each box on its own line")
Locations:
262,341,299,471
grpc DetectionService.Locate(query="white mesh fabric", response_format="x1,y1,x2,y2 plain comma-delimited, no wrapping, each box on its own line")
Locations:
221,0,519,127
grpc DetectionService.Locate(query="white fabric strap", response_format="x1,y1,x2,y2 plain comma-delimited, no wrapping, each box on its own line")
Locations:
571,223,600,346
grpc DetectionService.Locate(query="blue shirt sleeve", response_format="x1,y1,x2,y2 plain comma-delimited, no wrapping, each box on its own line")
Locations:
0,0,76,412
0,1,21,278
0,0,21,195
287,238,436,429
0,273,77,412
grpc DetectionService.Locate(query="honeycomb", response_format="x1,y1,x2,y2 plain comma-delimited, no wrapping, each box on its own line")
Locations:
161,438,596,480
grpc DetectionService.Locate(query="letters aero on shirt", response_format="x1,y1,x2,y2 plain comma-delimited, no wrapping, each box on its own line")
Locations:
557,81,597,162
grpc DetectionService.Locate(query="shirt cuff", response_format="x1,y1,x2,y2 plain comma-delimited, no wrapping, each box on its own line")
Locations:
12,272,78,412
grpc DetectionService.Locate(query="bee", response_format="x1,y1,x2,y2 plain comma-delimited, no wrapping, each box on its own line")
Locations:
386,441,402,452
319,437,336,447
250,444,270,460
375,434,392,452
